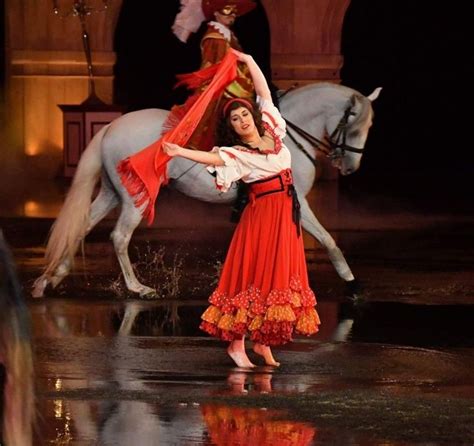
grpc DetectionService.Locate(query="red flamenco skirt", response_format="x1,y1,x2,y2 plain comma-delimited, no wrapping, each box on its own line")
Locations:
200,170,320,346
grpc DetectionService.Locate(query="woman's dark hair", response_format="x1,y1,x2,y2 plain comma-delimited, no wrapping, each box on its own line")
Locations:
216,99,265,147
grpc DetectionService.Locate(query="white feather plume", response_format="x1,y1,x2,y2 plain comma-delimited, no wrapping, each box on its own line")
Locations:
172,0,206,43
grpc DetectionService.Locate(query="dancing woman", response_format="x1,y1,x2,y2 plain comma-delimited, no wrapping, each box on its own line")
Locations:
164,50,320,368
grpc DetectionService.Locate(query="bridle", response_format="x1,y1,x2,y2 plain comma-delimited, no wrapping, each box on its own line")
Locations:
280,86,365,167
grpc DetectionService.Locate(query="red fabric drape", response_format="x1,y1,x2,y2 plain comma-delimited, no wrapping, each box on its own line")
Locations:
117,51,238,224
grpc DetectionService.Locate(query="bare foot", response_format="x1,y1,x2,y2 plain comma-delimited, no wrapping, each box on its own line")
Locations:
253,344,280,367
227,344,256,368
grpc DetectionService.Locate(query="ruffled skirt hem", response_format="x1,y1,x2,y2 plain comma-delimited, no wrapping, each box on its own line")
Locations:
200,280,320,346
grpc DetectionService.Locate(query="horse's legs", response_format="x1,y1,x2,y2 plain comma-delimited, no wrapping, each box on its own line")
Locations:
53,185,119,283
87,179,120,233
111,204,156,297
299,197,355,282
32,183,119,297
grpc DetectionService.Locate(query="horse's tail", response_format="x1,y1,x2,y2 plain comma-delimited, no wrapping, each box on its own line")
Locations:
43,124,109,279
0,230,34,445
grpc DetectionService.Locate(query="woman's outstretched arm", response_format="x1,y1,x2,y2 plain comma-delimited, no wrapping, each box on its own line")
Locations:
163,142,225,166
232,49,272,101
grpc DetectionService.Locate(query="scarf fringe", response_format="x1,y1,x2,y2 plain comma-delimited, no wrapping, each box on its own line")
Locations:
116,51,238,225
117,157,167,224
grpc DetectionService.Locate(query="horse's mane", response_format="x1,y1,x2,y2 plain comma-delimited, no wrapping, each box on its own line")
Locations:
281,82,373,135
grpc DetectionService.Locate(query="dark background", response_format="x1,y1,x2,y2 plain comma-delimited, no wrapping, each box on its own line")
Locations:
341,1,473,204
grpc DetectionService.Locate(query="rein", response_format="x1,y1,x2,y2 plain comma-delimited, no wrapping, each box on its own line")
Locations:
284,107,363,164
279,85,365,165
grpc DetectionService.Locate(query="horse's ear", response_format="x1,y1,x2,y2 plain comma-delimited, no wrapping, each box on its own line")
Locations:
350,94,364,108
367,87,382,102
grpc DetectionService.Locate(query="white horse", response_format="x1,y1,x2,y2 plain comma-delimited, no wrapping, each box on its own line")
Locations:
32,83,381,298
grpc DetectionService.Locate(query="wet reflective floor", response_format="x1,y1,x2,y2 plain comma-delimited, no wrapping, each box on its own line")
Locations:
32,327,474,445
2,181,474,445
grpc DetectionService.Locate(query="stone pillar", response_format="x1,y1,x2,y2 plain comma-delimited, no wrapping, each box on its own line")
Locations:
262,0,350,88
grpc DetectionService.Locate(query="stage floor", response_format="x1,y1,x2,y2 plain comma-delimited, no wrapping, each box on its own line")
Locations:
1,178,474,445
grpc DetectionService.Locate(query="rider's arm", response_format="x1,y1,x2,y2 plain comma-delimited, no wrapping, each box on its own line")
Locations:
163,142,225,166
201,37,227,68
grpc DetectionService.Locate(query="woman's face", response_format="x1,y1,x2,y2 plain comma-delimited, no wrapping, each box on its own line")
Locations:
229,106,256,138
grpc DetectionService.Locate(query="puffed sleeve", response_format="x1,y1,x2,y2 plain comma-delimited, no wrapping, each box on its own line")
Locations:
257,95,286,139
206,146,253,192
200,37,228,68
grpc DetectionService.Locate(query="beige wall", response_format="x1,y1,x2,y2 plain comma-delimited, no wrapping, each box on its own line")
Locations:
4,0,123,179
3,0,349,180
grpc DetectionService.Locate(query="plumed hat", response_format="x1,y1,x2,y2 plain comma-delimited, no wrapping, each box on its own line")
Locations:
202,0,256,21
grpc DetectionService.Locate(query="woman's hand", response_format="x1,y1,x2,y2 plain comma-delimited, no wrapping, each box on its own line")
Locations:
230,48,252,64
163,142,182,157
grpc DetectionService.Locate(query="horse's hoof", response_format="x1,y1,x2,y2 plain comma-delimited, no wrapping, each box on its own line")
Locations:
345,278,360,295
31,277,48,298
138,287,157,299
344,279,365,303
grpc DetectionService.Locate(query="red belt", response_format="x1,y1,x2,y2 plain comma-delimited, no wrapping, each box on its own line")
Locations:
248,168,294,200
248,169,301,237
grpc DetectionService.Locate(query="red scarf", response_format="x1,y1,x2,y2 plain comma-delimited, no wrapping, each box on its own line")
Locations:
117,51,238,224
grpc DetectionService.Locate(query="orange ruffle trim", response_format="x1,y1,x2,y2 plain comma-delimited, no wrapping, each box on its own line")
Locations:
200,276,320,346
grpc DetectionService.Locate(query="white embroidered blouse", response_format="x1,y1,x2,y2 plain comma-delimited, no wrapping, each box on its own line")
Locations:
207,97,290,192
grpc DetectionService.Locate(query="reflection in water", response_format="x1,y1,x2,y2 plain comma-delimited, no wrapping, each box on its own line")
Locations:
30,298,345,340
99,401,161,445
202,372,317,446
35,349,206,444
38,389,210,444
30,299,470,445
31,301,119,338
30,297,474,348
226,371,274,395
338,300,474,348
38,396,318,446
201,404,316,446
30,300,195,338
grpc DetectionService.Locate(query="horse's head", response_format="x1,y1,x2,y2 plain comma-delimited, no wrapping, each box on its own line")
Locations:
327,87,381,175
